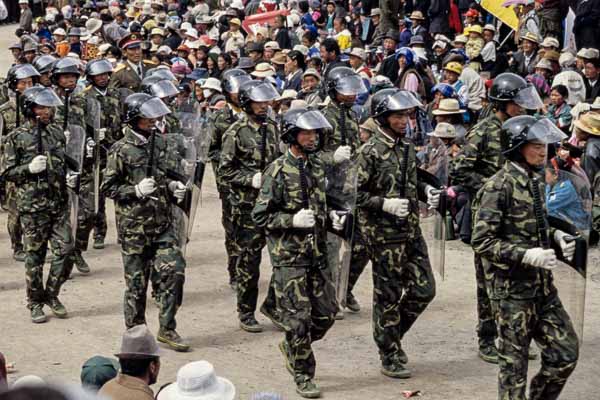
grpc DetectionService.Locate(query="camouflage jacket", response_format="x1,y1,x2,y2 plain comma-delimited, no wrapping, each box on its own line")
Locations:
77,85,123,150
320,101,361,165
0,120,70,213
472,161,558,300
54,89,87,131
219,114,280,211
0,99,17,138
208,104,243,164
356,130,425,243
449,114,507,196
101,127,178,236
252,151,329,267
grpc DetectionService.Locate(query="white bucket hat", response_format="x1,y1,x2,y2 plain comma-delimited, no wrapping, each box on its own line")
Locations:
157,361,235,400
427,122,457,139
200,77,222,93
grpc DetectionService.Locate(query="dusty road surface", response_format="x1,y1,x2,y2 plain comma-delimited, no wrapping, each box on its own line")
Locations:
0,24,598,400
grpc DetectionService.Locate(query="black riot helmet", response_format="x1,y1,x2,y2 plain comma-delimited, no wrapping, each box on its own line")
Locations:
22,85,63,119
222,68,252,105
371,88,422,126
33,55,57,75
51,57,81,85
502,115,566,165
85,59,114,77
146,67,177,82
141,75,180,99
7,64,40,92
123,93,171,127
281,107,332,153
489,72,543,111
326,66,366,100
238,79,279,114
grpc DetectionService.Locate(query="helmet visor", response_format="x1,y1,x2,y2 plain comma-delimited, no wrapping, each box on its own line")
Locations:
88,60,113,76
149,68,177,81
514,85,543,110
527,118,567,144
16,64,41,80
336,74,367,96
248,82,280,102
295,110,333,131
139,97,171,119
152,80,180,98
386,90,423,111
34,88,63,107
227,75,251,93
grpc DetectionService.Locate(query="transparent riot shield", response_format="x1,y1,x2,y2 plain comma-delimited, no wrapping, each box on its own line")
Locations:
86,97,102,214
325,161,358,308
65,124,86,238
546,167,592,343
187,113,212,238
418,153,448,281
166,131,198,256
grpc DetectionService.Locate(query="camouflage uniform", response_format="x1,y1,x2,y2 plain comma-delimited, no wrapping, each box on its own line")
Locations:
0,100,23,255
209,104,243,284
78,86,123,244
0,120,74,308
472,161,579,400
450,114,507,348
356,131,436,366
101,127,186,331
252,151,337,384
219,115,280,318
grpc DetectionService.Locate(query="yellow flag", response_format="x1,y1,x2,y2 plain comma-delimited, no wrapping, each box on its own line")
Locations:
480,0,519,31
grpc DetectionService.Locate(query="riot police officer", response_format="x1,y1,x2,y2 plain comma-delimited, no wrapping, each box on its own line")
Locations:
32,55,57,88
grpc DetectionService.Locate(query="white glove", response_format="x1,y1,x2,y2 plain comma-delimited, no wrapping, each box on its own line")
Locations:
293,208,316,228
333,145,352,163
98,128,107,142
169,181,187,201
66,172,79,189
135,177,157,198
522,248,557,269
28,155,47,174
64,130,71,143
251,172,262,189
382,198,410,218
329,211,347,231
554,230,576,261
426,185,442,209
86,138,96,158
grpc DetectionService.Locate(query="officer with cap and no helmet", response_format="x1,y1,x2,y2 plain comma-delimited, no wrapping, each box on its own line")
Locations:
471,115,577,400
450,71,544,363
109,33,157,92
101,93,190,352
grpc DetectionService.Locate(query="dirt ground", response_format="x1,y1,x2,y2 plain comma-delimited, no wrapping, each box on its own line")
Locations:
0,25,598,400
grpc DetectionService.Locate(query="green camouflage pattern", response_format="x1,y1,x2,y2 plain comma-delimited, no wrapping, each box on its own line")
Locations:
220,115,280,316
472,161,579,400
252,152,329,267
0,121,71,213
320,102,361,164
273,265,337,384
450,114,506,196
355,132,421,243
54,90,86,130
347,226,369,295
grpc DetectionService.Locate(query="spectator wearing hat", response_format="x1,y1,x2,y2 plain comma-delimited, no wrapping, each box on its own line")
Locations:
422,122,456,181
408,35,427,62
480,24,497,73
348,47,372,104
452,34,468,49
552,52,586,106
432,98,468,142
110,33,156,92
18,0,32,33
98,326,162,400
263,41,281,61
222,18,245,54
283,50,305,92
409,11,428,42
465,25,484,72
81,356,120,392
251,63,276,81
443,61,468,110
247,42,265,65
527,58,553,98
584,58,600,103
9,43,22,65
574,113,600,197
516,0,539,43
149,28,165,53
367,8,385,45
509,31,540,77
155,361,234,400
298,68,323,106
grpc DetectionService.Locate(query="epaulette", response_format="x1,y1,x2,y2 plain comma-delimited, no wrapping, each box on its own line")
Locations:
268,157,285,177
82,85,93,93
143,60,157,66
113,63,126,73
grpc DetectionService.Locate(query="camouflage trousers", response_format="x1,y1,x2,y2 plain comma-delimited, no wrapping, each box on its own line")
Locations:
369,235,436,364
233,211,265,316
475,253,497,346
347,229,370,296
491,293,578,400
74,175,97,252
20,209,74,308
220,191,237,282
120,229,186,331
274,264,337,383
3,182,23,252
93,190,107,241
